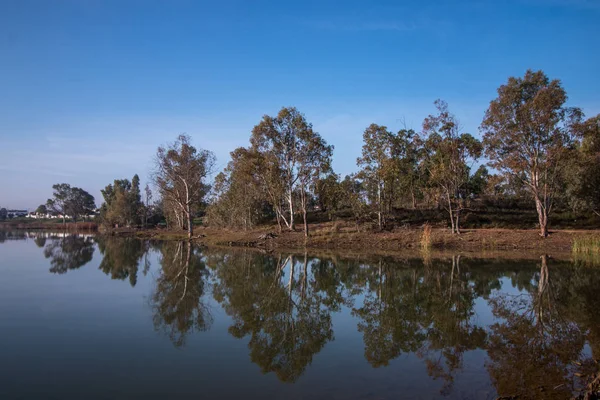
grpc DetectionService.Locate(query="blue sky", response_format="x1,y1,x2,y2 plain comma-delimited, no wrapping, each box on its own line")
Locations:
1,0,599,209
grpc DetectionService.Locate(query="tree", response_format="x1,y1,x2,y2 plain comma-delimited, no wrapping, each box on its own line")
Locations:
339,175,369,231
314,173,342,220
481,70,583,237
144,184,153,228
251,107,333,235
35,204,47,215
68,187,96,221
566,114,600,217
205,147,272,230
421,100,482,234
0,208,7,220
46,183,95,224
46,183,72,225
153,134,215,239
356,124,396,230
100,175,144,227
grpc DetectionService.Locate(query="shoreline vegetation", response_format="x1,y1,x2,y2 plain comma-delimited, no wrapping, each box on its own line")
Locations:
4,70,599,257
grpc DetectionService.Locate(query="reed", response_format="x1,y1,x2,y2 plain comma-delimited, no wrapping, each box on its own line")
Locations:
572,236,600,255
421,223,432,250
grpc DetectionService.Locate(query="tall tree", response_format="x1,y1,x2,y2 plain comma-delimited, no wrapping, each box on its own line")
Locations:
100,175,143,227
153,134,215,239
421,100,482,234
251,107,332,235
481,70,582,237
206,147,270,230
46,183,72,225
68,187,96,221
46,184,95,224
566,114,600,217
35,204,47,215
356,124,396,230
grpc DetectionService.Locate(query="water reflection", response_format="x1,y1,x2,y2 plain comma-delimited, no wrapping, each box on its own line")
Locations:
209,252,335,382
96,236,150,286
152,241,212,347
486,255,599,399
4,233,600,398
43,234,95,274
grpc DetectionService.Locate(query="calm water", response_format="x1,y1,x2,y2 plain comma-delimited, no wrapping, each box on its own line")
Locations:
0,231,599,400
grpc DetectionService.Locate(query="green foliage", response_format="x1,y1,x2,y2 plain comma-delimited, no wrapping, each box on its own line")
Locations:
420,100,482,234
46,183,96,222
153,134,215,237
481,69,583,237
206,148,272,229
99,174,144,227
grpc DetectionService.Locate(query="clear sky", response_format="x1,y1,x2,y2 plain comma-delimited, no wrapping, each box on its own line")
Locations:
1,0,599,209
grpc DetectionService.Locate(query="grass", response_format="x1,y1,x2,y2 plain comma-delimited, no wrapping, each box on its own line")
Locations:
420,223,432,251
572,236,600,254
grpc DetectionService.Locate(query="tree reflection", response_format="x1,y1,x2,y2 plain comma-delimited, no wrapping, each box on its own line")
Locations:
208,250,339,382
352,256,499,395
33,236,47,248
151,241,212,347
96,236,149,287
43,234,95,274
486,255,600,399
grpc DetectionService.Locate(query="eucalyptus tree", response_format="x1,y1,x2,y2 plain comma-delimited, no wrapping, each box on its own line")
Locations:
206,147,270,230
421,100,482,234
153,134,215,238
251,107,333,236
481,70,583,237
566,114,600,217
356,124,396,230
99,174,143,227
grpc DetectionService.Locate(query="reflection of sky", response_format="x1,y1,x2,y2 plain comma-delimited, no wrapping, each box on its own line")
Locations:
0,238,596,399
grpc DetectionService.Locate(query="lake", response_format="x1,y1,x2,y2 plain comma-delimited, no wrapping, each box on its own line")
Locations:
0,231,598,399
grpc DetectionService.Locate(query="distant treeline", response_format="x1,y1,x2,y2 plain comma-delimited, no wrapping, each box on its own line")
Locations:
40,69,599,237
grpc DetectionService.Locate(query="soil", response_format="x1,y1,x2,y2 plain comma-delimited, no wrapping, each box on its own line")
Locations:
116,220,600,256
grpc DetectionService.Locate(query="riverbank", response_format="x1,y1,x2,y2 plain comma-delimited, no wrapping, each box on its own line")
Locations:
0,220,98,230
108,220,600,254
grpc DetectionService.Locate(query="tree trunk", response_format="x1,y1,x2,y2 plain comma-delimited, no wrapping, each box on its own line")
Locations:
535,197,549,238
288,190,295,231
447,194,455,234
275,212,283,233
301,186,309,238
186,204,193,239
377,183,383,230
455,209,461,235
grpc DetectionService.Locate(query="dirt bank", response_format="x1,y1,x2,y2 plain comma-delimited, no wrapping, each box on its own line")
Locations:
116,221,600,254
